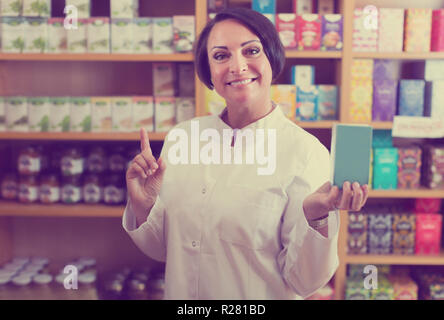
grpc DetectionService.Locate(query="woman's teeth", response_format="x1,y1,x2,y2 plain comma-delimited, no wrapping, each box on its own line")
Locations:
230,78,253,85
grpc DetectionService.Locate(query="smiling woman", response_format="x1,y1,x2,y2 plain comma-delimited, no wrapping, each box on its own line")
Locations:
123,7,369,300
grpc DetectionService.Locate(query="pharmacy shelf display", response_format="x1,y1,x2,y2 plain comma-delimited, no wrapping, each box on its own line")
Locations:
1,0,444,300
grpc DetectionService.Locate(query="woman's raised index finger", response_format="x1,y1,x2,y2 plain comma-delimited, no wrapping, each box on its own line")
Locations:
140,128,151,152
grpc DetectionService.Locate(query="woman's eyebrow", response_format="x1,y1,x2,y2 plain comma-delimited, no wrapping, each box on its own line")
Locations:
210,39,261,51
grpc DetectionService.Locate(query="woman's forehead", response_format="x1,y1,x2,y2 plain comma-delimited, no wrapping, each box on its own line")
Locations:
208,19,260,48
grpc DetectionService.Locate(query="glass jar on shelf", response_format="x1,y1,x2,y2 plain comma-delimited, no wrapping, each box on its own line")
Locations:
39,173,60,204
108,146,127,173
61,175,83,204
1,173,18,200
61,147,85,176
82,174,103,204
103,174,126,205
86,146,108,174
17,146,41,176
18,175,39,203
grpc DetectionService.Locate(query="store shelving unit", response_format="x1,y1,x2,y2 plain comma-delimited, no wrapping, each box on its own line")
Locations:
0,0,443,300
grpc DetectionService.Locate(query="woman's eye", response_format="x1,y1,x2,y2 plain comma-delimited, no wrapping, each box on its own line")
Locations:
213,53,228,61
245,47,260,55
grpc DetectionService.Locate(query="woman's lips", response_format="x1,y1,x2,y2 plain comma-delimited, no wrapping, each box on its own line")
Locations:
226,77,258,86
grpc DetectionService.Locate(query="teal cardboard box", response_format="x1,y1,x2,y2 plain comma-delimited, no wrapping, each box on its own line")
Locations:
373,147,398,189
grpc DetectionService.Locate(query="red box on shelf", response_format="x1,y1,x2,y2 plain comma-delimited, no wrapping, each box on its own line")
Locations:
297,14,321,50
431,9,444,52
397,147,422,189
414,198,442,213
415,213,443,255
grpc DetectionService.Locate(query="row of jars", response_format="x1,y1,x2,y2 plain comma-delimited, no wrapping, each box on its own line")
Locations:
1,172,126,205
17,145,140,177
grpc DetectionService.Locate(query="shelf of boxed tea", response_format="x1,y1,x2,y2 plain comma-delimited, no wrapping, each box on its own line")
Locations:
345,264,444,300
346,200,444,263
0,144,141,217
0,256,165,300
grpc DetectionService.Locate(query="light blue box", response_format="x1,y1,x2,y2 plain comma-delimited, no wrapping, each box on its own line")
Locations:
252,0,276,14
296,85,318,121
372,130,393,148
374,147,398,167
316,85,338,120
291,65,315,86
398,80,425,116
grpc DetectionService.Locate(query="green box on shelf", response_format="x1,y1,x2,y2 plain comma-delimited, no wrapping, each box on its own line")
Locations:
372,130,393,148
373,164,398,189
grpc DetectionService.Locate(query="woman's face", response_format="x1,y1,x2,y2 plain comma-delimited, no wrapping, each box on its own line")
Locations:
207,19,273,106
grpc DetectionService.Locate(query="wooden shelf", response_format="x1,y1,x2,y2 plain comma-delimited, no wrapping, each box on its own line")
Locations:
0,132,167,141
352,52,444,60
368,188,444,199
0,201,124,218
0,53,194,62
285,50,342,59
345,252,444,266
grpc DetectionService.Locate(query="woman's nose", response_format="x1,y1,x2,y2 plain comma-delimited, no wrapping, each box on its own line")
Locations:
229,53,248,74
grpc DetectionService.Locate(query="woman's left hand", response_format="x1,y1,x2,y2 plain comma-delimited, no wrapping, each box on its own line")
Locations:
302,181,369,221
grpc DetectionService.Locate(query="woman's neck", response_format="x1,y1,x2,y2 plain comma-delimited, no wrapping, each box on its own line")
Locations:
222,100,274,129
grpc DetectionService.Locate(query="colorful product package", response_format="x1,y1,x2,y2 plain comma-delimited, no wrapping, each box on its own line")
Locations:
252,0,276,14
404,8,432,52
177,63,195,97
347,212,367,254
392,213,416,255
424,81,444,118
67,18,87,53
422,146,444,189
297,14,321,50
133,18,152,53
1,0,22,16
353,8,378,52
91,97,112,132
65,0,90,19
175,97,195,124
431,9,444,51
372,80,397,121
47,18,67,53
368,213,393,254
346,281,370,300
350,79,372,122
378,8,404,52
110,0,138,19
0,97,5,131
317,0,334,14
133,96,154,132
373,60,398,81
296,85,318,121
111,97,133,132
207,0,227,13
205,88,225,116
414,198,441,214
271,85,296,120
152,17,173,54
154,97,176,132
5,97,27,132
49,97,70,132
23,17,47,53
111,18,133,53
293,0,313,14
373,147,398,190
321,14,343,51
173,15,195,53
397,147,422,189
415,213,443,255
398,80,425,116
316,85,337,120
22,0,51,17
153,63,175,97
276,14,297,49
351,59,374,80
70,97,91,132
291,65,315,86
28,97,50,132
87,18,110,53
389,275,418,300
1,17,24,53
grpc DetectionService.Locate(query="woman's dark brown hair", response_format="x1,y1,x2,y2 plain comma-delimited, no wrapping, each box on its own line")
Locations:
194,7,286,90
